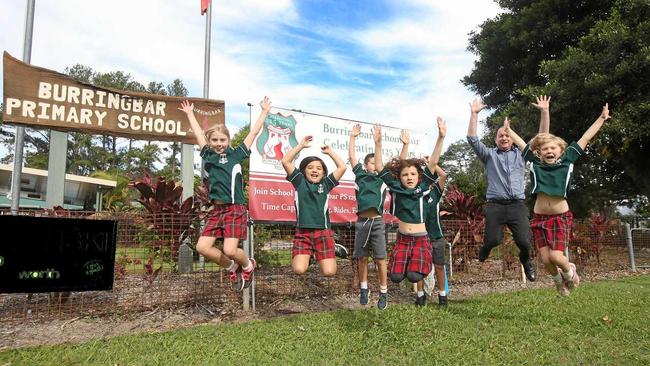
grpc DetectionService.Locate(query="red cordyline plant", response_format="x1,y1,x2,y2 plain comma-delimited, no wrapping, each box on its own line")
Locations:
571,212,614,266
130,172,203,265
441,185,485,271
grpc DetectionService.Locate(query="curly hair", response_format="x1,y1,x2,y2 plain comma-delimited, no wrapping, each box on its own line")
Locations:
385,157,426,183
530,133,567,157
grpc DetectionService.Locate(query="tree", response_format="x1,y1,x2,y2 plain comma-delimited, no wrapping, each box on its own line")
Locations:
537,0,650,202
439,140,487,201
158,79,189,181
463,0,615,111
462,0,649,216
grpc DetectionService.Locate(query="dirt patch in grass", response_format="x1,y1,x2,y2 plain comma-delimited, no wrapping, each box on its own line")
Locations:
0,268,646,351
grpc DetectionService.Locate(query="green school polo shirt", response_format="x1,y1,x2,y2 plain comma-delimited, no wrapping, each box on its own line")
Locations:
353,163,387,215
287,170,339,229
200,144,250,204
523,141,584,198
378,166,436,224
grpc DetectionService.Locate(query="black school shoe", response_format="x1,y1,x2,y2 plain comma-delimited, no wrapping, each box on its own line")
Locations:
478,245,491,262
438,295,448,309
334,243,348,259
523,259,536,282
377,292,388,310
415,293,427,307
359,288,369,305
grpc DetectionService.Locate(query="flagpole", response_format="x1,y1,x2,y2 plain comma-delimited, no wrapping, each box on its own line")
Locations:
203,3,211,100
182,2,212,201
10,0,36,215
199,2,211,184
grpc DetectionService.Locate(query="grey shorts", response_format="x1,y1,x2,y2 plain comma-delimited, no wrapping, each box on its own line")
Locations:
431,237,447,266
353,217,387,259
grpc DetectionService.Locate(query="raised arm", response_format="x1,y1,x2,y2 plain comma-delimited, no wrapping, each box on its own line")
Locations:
532,95,550,133
348,124,361,167
372,124,384,172
322,145,347,181
503,117,526,150
243,96,272,149
467,98,486,137
281,135,312,176
399,129,410,159
428,117,446,172
577,103,610,150
434,165,447,192
179,100,207,149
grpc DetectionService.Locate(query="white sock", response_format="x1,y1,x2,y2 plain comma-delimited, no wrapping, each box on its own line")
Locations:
439,290,446,297
563,268,574,280
360,282,368,290
226,260,238,272
380,285,388,294
242,259,253,272
553,272,563,284
417,291,424,297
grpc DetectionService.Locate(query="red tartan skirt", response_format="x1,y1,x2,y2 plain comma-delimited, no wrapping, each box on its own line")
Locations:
201,204,248,240
293,228,336,261
389,232,432,277
530,211,574,251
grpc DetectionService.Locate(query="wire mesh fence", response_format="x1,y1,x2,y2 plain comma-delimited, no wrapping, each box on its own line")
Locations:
0,209,240,322
0,209,638,322
630,227,650,269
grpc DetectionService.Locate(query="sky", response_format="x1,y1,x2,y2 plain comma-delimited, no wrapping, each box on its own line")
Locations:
0,0,501,156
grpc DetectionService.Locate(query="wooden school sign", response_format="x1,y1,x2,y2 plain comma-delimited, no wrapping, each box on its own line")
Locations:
2,52,224,144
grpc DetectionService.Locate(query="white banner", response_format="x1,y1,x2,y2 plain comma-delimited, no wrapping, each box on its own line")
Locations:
249,106,435,223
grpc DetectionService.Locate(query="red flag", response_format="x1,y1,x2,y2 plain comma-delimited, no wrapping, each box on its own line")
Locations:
201,0,211,15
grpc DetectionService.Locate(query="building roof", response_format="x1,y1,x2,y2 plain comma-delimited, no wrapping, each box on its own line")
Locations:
0,163,117,209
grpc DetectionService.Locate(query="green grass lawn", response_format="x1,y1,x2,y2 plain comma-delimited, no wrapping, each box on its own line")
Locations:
115,247,294,273
2,275,648,365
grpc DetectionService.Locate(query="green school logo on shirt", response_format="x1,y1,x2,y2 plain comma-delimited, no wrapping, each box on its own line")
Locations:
257,113,298,162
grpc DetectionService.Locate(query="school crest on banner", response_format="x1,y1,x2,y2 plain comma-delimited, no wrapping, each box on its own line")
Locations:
256,113,298,164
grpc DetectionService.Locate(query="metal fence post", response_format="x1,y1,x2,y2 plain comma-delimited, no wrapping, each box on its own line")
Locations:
447,242,453,279
625,223,637,272
242,224,251,311
250,222,256,312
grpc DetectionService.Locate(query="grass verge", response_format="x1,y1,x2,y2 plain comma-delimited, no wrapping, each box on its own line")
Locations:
1,275,648,365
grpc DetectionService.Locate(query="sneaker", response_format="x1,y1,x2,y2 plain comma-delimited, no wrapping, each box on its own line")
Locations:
564,262,580,290
522,259,537,282
241,258,256,290
229,266,243,291
377,292,388,310
334,243,348,259
415,293,427,307
438,295,448,309
359,288,369,305
554,271,569,297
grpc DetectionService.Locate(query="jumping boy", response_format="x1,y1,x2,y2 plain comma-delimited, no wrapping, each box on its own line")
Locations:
349,124,389,309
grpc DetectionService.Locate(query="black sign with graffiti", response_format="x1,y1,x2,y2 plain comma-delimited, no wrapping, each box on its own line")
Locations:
0,216,117,293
